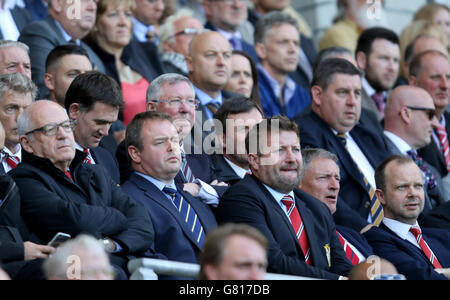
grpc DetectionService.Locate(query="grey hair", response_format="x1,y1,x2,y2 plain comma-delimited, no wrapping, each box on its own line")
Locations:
254,11,299,44
43,234,109,280
158,9,195,54
17,103,34,139
300,148,339,181
146,73,195,104
0,40,29,53
0,73,37,102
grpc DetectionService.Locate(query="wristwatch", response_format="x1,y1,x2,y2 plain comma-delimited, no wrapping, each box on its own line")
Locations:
102,238,115,253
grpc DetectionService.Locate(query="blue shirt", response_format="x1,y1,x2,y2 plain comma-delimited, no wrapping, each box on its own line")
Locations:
135,172,177,205
132,17,158,45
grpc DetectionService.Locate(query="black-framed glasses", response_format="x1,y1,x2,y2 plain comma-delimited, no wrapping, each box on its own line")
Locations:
406,106,436,120
24,120,77,136
167,28,209,40
152,98,200,108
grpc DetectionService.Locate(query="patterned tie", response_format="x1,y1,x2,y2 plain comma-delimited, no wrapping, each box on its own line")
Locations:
406,150,436,190
163,186,205,248
336,133,384,226
336,230,360,265
83,148,93,164
436,125,450,172
4,154,19,169
146,29,156,44
281,195,312,265
206,102,220,116
180,151,195,183
371,92,385,119
409,226,442,269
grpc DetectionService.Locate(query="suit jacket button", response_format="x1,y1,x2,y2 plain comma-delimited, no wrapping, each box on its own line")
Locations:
365,201,370,208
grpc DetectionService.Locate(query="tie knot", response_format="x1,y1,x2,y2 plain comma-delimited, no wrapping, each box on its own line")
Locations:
281,195,294,209
83,148,89,154
336,133,347,146
163,186,178,196
409,226,421,238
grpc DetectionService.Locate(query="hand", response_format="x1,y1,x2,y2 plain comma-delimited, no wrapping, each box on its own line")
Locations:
210,180,228,186
360,224,374,234
183,183,201,197
24,241,55,261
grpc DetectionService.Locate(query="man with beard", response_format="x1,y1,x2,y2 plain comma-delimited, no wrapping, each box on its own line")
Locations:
364,155,450,280
217,116,352,279
211,96,264,185
355,27,400,121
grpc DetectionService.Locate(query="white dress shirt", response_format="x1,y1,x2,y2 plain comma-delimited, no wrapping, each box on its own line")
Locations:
1,145,21,173
382,218,421,249
223,156,250,179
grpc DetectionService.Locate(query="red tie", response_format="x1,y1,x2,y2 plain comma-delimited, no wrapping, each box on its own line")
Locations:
83,148,93,164
436,125,450,172
65,171,73,181
336,230,360,265
5,155,19,169
281,195,312,265
409,226,442,269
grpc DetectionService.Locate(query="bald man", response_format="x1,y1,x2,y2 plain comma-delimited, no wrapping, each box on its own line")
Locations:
383,85,446,210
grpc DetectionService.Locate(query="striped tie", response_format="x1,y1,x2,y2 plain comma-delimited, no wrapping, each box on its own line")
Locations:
336,133,384,226
181,152,195,183
206,102,220,115
436,125,450,172
163,186,205,248
336,230,360,265
281,195,312,265
409,226,442,269
5,155,19,169
83,148,93,164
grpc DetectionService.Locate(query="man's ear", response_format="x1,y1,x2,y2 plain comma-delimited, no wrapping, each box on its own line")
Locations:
247,153,260,173
408,75,418,86
202,264,218,280
310,85,322,107
185,55,194,73
146,101,157,112
44,73,54,91
355,51,367,70
20,136,33,154
68,103,81,120
254,42,266,61
127,145,141,164
375,189,386,206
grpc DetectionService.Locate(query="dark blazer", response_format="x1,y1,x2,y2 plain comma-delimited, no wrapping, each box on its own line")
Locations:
295,111,393,231
216,175,352,279
0,5,33,40
288,35,317,90
210,154,242,185
18,16,105,98
364,223,450,280
25,0,48,21
10,150,154,256
419,111,450,177
420,201,450,230
90,146,120,184
336,225,374,259
121,173,217,265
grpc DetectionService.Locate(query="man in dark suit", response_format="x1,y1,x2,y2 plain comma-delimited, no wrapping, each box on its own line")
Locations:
211,96,264,185
65,72,122,184
0,40,31,80
294,58,393,233
121,111,217,278
0,1,33,41
202,0,259,63
11,100,154,270
217,116,352,279
299,148,374,265
383,85,447,210
364,155,450,280
409,50,450,178
19,0,105,98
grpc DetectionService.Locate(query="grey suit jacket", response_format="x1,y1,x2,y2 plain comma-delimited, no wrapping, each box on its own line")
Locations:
361,89,382,121
19,16,105,98
384,133,446,210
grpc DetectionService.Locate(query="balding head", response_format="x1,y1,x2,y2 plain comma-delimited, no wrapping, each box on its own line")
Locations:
384,85,436,149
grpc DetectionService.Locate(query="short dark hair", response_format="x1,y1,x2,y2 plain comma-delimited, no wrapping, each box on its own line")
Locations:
254,11,299,44
214,96,264,135
245,115,299,155
125,111,173,151
64,71,124,112
45,44,90,72
312,46,353,71
312,58,363,90
375,155,415,192
356,27,399,57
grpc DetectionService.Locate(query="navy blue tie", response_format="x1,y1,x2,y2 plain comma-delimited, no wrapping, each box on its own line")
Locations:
163,186,205,247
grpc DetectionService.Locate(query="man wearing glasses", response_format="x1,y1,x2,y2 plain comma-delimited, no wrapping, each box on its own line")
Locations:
10,100,154,273
383,85,446,213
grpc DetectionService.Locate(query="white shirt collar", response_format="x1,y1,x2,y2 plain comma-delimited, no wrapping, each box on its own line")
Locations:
362,77,386,98
2,0,25,10
223,156,250,179
383,131,413,155
2,144,21,158
382,217,421,248
135,171,176,192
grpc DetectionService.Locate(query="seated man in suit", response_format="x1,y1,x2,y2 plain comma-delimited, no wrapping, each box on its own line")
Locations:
295,58,393,233
0,40,31,80
0,73,36,174
121,111,217,277
409,50,450,178
254,11,311,119
64,71,122,183
19,0,105,98
217,116,352,279
11,100,154,270
116,73,227,204
384,85,446,208
44,44,93,108
212,96,264,185
364,155,450,280
299,148,374,266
